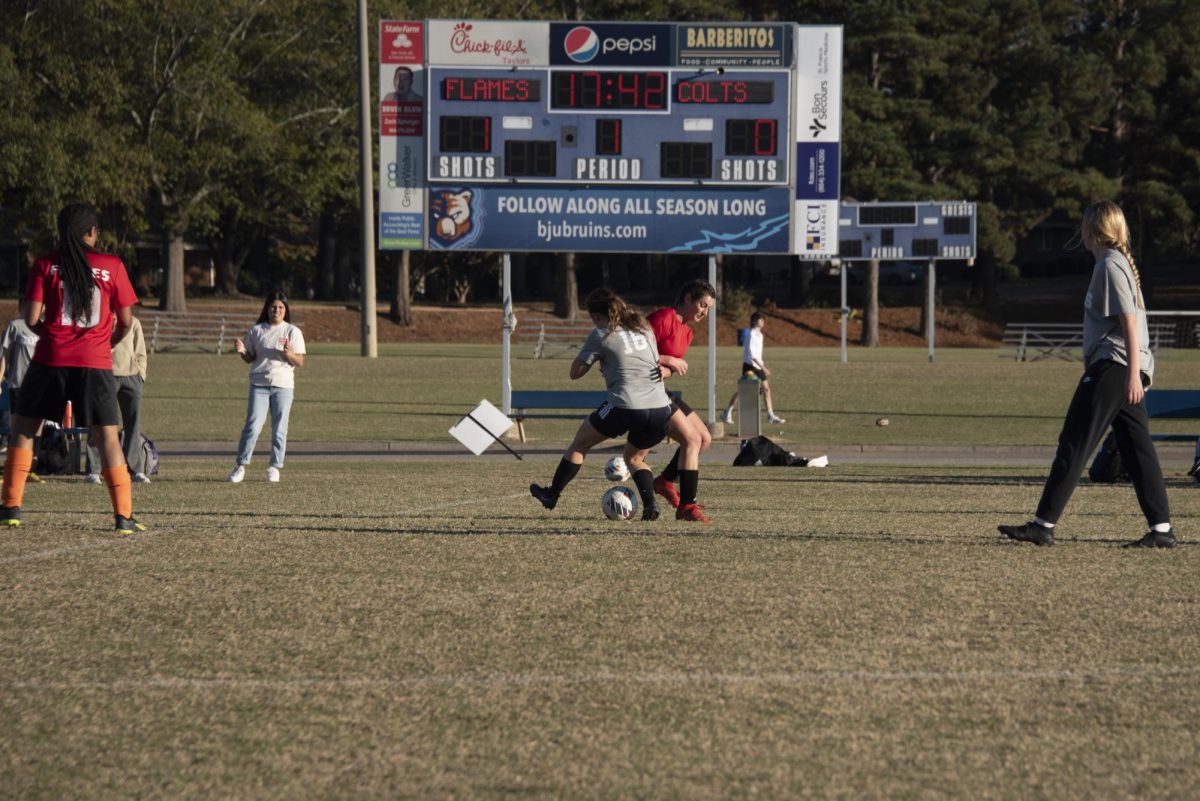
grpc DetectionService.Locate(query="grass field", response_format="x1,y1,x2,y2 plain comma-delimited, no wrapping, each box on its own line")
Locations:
2,455,1197,799
143,344,1200,446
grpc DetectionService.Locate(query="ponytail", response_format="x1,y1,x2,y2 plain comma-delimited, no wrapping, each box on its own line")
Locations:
585,288,649,336
1082,199,1143,309
55,203,99,324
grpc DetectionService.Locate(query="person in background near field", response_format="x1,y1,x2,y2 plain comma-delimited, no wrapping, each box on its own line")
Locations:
1,310,40,437
531,288,672,520
1189,438,1200,484
1,203,146,533
722,311,785,425
383,66,422,101
85,315,148,484
999,199,1175,548
227,291,305,484
648,279,717,522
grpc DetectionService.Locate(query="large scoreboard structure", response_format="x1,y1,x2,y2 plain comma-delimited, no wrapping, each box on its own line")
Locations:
379,20,842,256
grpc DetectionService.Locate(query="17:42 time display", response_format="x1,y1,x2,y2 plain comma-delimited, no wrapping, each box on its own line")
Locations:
550,71,668,111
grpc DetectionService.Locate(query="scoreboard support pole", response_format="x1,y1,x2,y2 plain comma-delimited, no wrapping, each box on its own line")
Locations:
355,0,377,358
926,259,936,363
839,264,849,364
501,253,513,416
708,255,718,426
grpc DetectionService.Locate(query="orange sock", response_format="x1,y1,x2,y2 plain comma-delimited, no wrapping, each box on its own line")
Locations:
2,447,34,508
102,466,133,519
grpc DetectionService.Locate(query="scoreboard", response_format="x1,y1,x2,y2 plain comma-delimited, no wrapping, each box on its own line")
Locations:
838,202,977,261
428,68,791,186
379,20,842,256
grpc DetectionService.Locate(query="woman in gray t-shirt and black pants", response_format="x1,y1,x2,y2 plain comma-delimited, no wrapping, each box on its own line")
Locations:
1000,200,1175,548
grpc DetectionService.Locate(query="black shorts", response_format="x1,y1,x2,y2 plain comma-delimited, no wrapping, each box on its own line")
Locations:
588,403,672,449
668,395,695,417
741,363,767,381
12,363,120,427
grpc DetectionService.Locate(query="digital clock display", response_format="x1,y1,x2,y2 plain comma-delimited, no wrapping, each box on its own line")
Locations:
550,71,668,110
675,79,774,104
443,77,541,102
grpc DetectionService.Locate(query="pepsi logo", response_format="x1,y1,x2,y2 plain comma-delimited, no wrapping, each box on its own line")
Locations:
564,26,600,63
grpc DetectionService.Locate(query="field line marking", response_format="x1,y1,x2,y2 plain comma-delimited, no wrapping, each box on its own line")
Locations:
399,492,530,517
0,533,155,564
7,666,1199,692
0,493,530,564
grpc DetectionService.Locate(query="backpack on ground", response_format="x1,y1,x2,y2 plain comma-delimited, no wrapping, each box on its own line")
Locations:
36,425,70,475
140,433,160,476
1088,432,1129,484
733,435,805,467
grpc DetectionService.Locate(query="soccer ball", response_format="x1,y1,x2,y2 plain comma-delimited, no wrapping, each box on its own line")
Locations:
604,456,631,482
601,486,638,520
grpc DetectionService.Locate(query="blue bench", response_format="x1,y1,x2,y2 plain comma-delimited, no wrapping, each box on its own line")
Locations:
510,389,682,443
1146,389,1200,443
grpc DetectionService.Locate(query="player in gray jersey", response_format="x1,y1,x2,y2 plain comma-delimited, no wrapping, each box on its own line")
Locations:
999,200,1175,548
531,289,673,520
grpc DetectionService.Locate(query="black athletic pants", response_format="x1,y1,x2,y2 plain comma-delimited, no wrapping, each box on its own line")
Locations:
1036,359,1170,526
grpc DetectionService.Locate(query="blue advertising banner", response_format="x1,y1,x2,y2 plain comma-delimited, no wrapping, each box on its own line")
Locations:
549,23,674,66
795,142,839,201
428,186,791,254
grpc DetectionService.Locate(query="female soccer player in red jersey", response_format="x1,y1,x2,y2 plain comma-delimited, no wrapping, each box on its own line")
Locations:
647,279,717,522
0,203,146,534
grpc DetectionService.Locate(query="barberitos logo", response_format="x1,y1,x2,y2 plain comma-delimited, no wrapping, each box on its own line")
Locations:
685,27,776,49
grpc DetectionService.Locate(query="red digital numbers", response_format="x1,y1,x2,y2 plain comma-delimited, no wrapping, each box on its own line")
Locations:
550,72,668,110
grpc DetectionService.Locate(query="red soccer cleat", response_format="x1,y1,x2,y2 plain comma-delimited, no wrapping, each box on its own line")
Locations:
653,475,681,509
675,502,711,523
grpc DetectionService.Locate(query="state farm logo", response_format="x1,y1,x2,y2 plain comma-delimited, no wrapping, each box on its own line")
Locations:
449,22,529,59
564,25,657,63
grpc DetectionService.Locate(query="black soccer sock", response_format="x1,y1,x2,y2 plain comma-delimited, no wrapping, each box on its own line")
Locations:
660,449,681,482
632,469,655,508
549,458,581,495
678,469,699,506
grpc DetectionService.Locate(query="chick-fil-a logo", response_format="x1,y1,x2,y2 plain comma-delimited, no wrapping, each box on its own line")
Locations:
449,22,529,60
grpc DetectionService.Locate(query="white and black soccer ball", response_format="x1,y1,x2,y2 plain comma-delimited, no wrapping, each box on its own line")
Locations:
601,486,638,520
604,456,631,482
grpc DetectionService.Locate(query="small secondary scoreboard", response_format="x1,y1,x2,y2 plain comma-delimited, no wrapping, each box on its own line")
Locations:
379,20,843,256
837,202,977,261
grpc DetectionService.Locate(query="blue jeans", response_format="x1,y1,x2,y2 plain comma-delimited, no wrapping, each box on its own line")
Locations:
236,385,294,468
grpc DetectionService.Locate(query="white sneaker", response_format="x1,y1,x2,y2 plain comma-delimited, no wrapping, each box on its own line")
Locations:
722,409,734,425
767,413,786,424
84,473,102,485
227,465,245,483
132,473,151,484
806,454,829,468
266,467,280,483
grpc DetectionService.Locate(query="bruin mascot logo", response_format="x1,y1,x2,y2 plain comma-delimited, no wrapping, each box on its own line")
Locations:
430,189,485,249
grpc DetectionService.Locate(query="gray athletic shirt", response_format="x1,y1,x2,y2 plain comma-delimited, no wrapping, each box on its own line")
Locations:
578,325,671,410
1083,248,1154,385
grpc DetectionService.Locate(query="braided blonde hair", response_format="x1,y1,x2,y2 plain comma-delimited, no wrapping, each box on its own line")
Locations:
1082,200,1144,309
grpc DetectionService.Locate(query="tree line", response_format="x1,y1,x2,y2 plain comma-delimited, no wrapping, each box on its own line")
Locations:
1,0,1196,315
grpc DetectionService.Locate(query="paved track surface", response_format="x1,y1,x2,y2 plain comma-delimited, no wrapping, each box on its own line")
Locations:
155,440,1199,469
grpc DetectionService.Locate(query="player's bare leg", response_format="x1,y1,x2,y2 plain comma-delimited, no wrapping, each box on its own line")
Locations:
531,420,608,510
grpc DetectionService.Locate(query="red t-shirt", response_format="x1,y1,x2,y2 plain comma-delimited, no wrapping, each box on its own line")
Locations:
648,307,693,359
25,250,139,369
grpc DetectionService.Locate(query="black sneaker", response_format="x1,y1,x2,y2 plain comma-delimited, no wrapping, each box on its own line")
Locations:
1188,458,1200,481
529,484,558,510
641,502,661,522
0,505,21,528
998,521,1054,546
115,515,148,534
1122,529,1177,549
